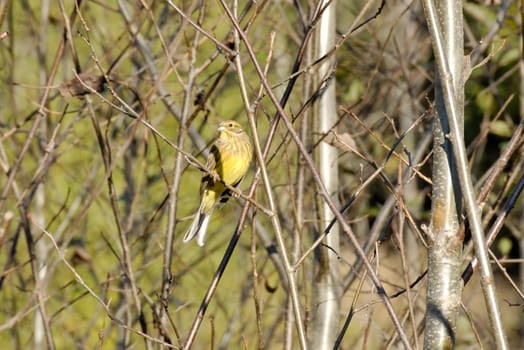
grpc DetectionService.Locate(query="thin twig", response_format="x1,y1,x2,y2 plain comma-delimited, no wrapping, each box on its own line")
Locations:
422,0,508,347
219,2,413,348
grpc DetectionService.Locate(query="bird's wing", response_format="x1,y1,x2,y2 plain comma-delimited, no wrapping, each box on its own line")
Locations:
200,143,220,193
206,143,219,171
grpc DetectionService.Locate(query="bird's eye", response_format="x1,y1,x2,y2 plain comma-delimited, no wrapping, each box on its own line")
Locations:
228,123,234,128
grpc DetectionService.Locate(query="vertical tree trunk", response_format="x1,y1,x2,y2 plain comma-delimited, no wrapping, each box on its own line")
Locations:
308,0,340,348
423,0,464,348
518,0,524,347
34,1,51,348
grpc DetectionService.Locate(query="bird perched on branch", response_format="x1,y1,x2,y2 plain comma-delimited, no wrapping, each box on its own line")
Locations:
183,120,253,246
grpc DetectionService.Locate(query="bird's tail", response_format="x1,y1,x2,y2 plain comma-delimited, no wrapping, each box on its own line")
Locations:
183,207,213,246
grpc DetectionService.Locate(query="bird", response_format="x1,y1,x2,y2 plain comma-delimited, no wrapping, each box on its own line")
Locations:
183,120,253,246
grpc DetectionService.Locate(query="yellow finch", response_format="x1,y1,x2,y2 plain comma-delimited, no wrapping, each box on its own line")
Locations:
183,120,253,246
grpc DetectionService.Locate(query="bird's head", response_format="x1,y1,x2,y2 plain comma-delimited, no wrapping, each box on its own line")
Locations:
217,120,245,136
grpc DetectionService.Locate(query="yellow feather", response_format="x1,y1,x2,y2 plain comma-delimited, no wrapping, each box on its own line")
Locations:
183,120,252,246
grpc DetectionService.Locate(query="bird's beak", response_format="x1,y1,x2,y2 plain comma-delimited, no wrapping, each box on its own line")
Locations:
217,125,225,132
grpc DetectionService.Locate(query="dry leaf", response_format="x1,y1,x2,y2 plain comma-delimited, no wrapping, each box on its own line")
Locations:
324,130,358,154
59,73,106,99
70,246,92,266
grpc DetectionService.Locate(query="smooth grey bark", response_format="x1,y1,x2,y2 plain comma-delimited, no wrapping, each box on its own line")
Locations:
423,0,508,348
308,0,340,348
423,0,464,348
33,1,54,348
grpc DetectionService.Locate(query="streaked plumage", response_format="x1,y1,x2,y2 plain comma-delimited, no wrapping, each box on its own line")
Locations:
183,120,253,246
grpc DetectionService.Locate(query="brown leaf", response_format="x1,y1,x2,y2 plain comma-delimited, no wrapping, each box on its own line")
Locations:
70,246,92,266
59,73,106,99
324,130,358,154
